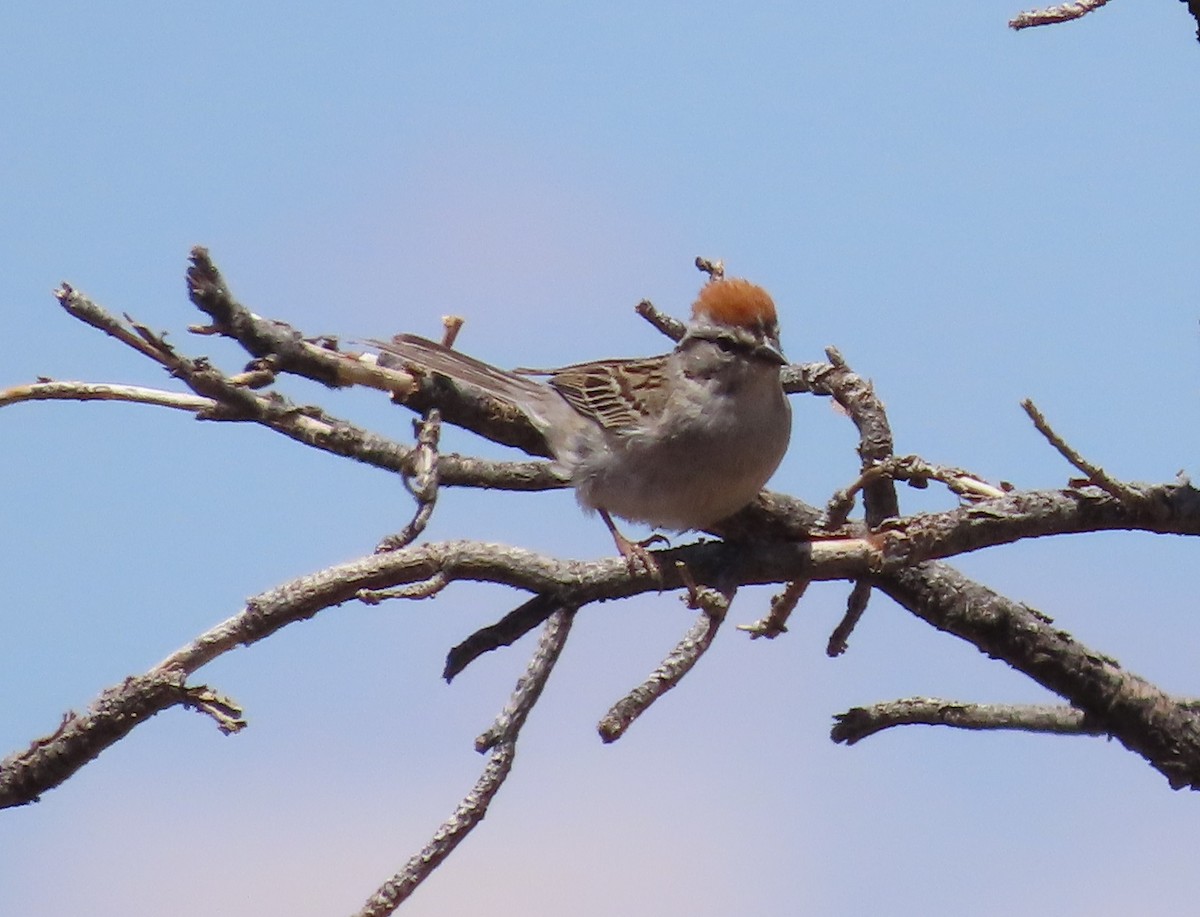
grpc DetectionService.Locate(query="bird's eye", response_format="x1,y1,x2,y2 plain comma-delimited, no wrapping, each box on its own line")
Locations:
715,337,740,354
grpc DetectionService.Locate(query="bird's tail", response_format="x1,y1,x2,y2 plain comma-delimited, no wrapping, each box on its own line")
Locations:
371,333,562,428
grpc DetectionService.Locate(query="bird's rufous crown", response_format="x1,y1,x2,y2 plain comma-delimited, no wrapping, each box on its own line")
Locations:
691,278,777,329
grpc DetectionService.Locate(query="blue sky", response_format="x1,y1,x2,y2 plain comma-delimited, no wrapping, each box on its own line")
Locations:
3,3,1200,915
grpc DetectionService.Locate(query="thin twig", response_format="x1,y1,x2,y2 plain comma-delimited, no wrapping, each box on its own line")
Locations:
55,284,179,367
633,254,730,342
475,609,576,752
376,411,443,552
356,572,449,604
356,610,573,917
738,578,809,639
805,348,900,526
694,255,725,280
0,380,217,413
1021,398,1142,507
226,361,279,389
826,455,1007,529
1010,0,1112,31
831,697,1126,744
827,579,873,657
597,571,732,743
443,593,568,682
180,685,247,734
440,315,465,348
597,610,724,742
634,298,686,342
0,672,231,808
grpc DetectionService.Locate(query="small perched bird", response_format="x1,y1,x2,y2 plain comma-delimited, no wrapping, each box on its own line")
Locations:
375,278,792,567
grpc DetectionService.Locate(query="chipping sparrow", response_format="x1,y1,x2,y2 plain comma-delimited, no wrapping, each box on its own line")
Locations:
375,278,792,566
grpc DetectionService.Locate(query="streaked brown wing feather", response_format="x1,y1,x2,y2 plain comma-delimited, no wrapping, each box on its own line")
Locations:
535,357,669,432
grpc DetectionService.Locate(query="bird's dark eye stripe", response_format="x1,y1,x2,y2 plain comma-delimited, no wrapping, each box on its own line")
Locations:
685,327,774,359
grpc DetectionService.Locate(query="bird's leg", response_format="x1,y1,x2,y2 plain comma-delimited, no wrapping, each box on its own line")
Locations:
598,509,666,576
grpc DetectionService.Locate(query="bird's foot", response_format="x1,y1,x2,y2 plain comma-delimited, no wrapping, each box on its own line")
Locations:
600,509,668,579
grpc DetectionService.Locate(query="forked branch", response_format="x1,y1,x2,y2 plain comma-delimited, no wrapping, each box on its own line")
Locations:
7,248,1200,917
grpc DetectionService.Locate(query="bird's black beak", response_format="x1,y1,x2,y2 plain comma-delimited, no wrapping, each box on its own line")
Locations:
753,340,788,366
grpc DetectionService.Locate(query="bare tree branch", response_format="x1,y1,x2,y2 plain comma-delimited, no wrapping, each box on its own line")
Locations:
833,697,1109,743
0,380,217,413
826,455,1007,530
356,609,574,916
827,579,873,657
634,297,686,341
598,568,733,743
376,410,443,552
357,571,450,604
1022,398,1143,507
0,533,862,809
877,563,1200,789
181,248,557,458
875,482,1200,569
803,346,900,527
9,471,1197,810
11,245,1200,917
694,255,726,280
1010,0,1113,31
737,577,810,640
33,284,565,493
182,685,248,734
835,695,1200,744
443,593,570,682
0,672,241,808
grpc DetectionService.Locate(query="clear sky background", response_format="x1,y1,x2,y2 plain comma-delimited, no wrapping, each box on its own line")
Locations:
3,3,1200,915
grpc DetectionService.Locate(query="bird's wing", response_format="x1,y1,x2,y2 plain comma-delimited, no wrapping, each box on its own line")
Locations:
528,356,670,433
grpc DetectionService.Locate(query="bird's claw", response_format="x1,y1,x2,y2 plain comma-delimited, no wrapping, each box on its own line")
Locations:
599,509,668,579
613,532,667,579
